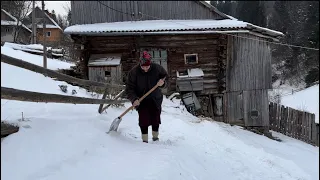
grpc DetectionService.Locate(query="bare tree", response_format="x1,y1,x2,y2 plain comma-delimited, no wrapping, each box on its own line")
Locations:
62,1,71,26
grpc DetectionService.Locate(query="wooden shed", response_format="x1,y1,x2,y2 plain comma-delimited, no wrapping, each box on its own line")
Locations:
65,1,284,131
88,54,122,84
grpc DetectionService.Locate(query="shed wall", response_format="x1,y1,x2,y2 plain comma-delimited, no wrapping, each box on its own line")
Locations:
226,34,272,127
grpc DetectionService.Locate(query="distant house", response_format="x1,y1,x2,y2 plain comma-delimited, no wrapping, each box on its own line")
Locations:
1,9,31,44
24,7,63,47
65,1,285,132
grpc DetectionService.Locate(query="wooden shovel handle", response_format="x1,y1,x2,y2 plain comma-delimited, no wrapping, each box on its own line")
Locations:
118,77,166,119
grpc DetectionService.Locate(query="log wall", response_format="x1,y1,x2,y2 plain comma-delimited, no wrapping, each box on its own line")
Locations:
72,34,227,95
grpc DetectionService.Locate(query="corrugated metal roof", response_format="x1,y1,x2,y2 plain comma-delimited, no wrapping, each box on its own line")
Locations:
88,54,121,67
64,19,284,37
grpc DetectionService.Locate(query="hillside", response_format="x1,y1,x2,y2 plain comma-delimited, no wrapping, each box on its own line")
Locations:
1,45,319,180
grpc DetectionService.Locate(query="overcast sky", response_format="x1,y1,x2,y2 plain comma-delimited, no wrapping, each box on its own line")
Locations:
43,1,70,17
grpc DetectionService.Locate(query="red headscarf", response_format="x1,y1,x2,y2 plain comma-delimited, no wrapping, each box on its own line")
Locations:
140,51,151,66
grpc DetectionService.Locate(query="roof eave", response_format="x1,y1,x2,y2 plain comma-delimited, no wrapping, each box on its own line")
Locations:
65,29,280,42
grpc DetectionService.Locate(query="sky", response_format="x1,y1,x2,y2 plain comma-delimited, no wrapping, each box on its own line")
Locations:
43,1,70,17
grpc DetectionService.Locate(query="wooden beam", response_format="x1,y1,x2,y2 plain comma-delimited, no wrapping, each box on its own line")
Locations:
1,87,129,105
1,122,19,138
98,89,126,114
1,54,125,89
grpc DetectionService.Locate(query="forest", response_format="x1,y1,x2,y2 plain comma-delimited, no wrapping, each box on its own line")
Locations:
211,1,319,87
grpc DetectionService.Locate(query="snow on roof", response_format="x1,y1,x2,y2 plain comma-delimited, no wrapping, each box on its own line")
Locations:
88,54,121,66
64,19,284,37
65,19,246,33
36,24,61,29
177,68,204,78
1,9,32,33
44,12,62,31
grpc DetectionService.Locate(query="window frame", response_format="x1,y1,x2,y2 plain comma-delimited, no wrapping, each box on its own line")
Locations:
46,31,51,37
184,53,198,65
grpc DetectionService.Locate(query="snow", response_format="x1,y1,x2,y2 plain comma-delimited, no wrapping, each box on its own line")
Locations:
1,46,319,180
64,19,284,36
36,24,61,29
65,19,248,33
1,44,73,70
88,58,121,66
177,68,204,78
281,84,319,123
44,12,62,30
5,42,52,51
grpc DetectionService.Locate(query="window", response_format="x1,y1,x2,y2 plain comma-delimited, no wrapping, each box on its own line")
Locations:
184,54,198,64
5,28,10,33
105,71,111,77
46,31,51,37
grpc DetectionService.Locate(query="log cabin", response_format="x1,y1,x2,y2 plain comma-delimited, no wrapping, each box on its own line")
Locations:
64,1,284,131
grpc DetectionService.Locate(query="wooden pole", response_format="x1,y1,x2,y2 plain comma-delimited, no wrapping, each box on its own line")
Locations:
42,0,47,69
32,0,36,44
1,54,126,89
1,87,129,105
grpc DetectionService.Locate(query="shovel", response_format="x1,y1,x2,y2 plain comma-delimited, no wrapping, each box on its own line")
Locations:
107,77,166,133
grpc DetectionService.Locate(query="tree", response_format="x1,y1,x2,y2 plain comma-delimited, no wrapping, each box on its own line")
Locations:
236,1,266,27
56,14,68,30
63,1,71,26
302,1,319,86
51,10,58,23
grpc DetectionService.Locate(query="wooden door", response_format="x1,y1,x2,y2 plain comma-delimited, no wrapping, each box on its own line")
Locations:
140,48,168,93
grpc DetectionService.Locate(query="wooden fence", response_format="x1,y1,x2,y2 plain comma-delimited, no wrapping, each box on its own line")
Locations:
269,102,319,146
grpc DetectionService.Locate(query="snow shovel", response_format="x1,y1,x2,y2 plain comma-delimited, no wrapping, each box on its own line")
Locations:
107,77,166,133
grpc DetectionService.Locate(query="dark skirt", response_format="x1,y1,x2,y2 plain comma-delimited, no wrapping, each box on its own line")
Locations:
137,99,161,127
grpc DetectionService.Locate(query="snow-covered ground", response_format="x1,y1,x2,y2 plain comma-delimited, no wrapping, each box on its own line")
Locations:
1,46,319,180
280,84,319,124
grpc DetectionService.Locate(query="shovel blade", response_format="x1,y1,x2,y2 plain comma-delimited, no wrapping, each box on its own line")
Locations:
107,117,122,133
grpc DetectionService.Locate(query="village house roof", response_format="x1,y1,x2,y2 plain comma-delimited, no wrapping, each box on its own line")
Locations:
1,9,32,33
25,7,62,30
64,19,284,40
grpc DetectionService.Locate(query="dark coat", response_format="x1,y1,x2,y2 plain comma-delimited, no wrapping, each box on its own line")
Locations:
125,63,169,110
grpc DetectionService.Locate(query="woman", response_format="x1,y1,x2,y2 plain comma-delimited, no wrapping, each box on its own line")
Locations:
125,51,169,143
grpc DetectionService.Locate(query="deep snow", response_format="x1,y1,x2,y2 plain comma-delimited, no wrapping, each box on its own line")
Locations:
281,84,319,124
1,45,319,180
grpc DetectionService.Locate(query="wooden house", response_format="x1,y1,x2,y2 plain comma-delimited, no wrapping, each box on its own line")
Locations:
64,1,284,130
1,9,31,44
23,7,63,47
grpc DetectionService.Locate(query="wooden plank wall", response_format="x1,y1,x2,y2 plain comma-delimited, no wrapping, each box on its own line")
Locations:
88,66,122,84
226,34,272,127
72,34,227,95
71,1,225,25
269,102,319,146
